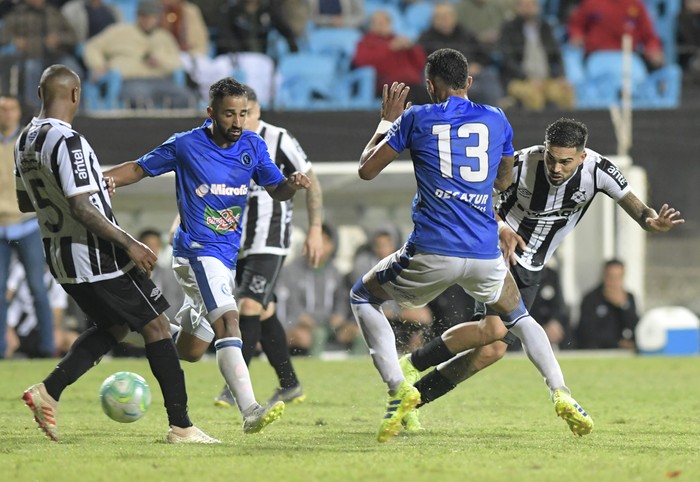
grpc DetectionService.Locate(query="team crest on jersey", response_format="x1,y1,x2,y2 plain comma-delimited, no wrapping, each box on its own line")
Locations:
241,153,252,166
196,184,210,197
571,187,587,204
204,205,242,234
249,275,267,294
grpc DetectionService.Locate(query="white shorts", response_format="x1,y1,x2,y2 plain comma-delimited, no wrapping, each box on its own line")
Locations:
172,256,237,343
366,244,508,309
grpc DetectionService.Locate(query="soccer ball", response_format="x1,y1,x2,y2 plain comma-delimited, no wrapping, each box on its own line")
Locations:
99,371,151,423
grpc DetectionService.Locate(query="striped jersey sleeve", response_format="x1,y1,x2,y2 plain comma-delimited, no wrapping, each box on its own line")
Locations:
239,120,311,257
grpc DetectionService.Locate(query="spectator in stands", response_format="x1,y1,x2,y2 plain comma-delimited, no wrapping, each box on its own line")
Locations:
348,229,432,353
83,0,196,108
308,0,364,29
353,9,428,103
454,0,511,53
5,259,73,358
678,0,700,79
0,95,55,359
138,229,184,322
160,0,210,57
215,0,299,55
0,0,81,109
499,0,573,110
418,2,503,106
61,0,119,44
568,0,665,69
277,224,360,356
576,259,639,350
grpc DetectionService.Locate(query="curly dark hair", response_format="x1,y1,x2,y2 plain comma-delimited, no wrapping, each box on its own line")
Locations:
545,118,588,150
209,77,247,105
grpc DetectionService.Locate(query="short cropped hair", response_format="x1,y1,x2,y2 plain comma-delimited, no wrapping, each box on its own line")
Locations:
242,84,258,103
425,48,469,90
209,77,247,106
545,118,588,151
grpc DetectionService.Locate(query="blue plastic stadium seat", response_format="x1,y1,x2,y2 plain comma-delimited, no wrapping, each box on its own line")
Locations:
275,52,377,110
573,50,681,109
402,2,434,40
307,27,362,73
644,0,681,63
82,69,123,111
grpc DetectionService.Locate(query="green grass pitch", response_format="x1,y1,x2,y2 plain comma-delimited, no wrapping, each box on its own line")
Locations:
1,354,699,482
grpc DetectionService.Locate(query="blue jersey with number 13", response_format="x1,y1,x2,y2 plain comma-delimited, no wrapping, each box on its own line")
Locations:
385,96,514,259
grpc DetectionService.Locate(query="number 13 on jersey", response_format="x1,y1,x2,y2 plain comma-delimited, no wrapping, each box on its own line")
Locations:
432,123,489,182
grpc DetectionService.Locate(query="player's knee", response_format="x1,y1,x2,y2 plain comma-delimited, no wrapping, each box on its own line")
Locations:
478,341,507,364
238,297,263,316
478,316,509,343
141,315,172,342
178,350,203,363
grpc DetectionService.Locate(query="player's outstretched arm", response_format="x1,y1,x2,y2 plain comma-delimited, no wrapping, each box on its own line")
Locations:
302,169,324,268
68,192,157,274
618,191,685,233
103,161,147,190
266,171,311,201
358,82,407,180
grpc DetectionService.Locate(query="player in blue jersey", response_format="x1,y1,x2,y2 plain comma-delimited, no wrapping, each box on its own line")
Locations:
105,78,311,435
349,48,591,442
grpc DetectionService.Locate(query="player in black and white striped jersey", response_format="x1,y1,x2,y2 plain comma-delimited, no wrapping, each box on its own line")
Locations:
16,64,216,444
402,118,684,431
500,145,631,271
213,85,324,407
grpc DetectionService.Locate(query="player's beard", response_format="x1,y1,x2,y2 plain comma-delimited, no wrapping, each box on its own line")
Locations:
215,122,242,143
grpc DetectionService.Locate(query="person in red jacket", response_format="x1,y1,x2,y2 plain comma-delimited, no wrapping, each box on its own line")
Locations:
568,0,665,69
352,10,428,103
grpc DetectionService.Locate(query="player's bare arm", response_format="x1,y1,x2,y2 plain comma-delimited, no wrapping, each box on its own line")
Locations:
103,161,148,188
496,215,526,267
358,82,409,180
494,155,515,192
617,191,685,233
68,192,157,273
16,190,35,213
265,171,310,201
303,169,324,267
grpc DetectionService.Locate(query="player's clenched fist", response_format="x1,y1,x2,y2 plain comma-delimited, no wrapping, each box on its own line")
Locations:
286,172,311,190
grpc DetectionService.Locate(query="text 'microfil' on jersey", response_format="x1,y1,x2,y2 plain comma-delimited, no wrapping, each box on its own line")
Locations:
498,145,631,271
14,117,132,284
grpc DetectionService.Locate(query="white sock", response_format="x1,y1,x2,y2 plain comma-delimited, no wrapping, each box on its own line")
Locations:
214,337,257,413
508,316,568,395
350,301,403,392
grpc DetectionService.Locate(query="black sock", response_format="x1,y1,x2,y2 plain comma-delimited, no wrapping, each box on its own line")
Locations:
145,339,192,428
239,314,261,365
260,312,299,389
410,336,455,371
43,326,117,401
414,369,457,408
